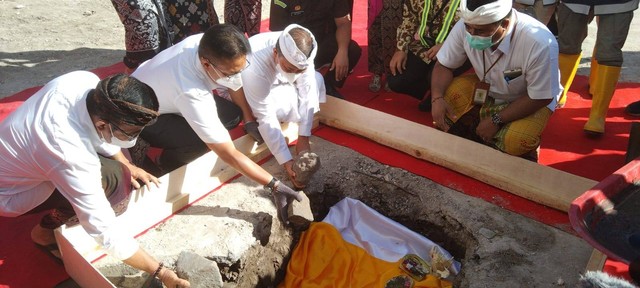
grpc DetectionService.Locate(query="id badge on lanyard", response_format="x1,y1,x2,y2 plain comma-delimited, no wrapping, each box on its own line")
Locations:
476,51,503,105
473,81,490,105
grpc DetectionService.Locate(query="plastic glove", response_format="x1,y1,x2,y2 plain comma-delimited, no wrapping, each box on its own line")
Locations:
243,121,264,144
271,180,303,223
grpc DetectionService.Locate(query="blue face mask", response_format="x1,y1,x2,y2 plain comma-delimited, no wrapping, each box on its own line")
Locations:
465,25,501,50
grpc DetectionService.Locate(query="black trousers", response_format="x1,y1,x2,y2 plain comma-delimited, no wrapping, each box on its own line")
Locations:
387,52,472,100
27,155,130,229
314,37,362,88
138,95,242,175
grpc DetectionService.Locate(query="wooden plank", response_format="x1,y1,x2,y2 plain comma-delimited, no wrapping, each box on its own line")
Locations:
57,122,302,287
317,97,598,212
55,226,115,288
584,249,607,272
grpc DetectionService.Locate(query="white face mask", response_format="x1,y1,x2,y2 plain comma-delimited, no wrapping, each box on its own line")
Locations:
276,63,301,85
110,136,137,149
215,73,243,91
101,124,138,149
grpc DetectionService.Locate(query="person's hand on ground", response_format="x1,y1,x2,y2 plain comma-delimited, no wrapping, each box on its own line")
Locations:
158,267,190,288
270,180,303,223
243,121,264,144
389,50,408,76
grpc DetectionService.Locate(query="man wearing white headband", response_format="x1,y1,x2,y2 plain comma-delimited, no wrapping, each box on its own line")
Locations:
270,0,362,99
241,24,326,189
430,0,561,162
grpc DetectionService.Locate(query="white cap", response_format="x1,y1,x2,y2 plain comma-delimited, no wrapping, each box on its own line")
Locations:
278,24,317,69
459,0,512,25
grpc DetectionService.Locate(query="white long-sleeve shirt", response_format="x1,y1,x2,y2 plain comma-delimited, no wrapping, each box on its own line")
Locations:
242,31,326,164
133,34,231,144
0,71,139,260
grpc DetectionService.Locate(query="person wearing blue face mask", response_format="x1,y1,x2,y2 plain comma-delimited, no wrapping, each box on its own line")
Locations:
241,24,326,189
430,0,561,162
0,72,191,287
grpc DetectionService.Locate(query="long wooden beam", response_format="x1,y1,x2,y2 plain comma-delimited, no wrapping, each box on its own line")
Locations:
317,97,598,212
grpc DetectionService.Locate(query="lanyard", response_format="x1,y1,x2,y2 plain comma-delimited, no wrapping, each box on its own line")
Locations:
481,21,517,82
482,52,503,82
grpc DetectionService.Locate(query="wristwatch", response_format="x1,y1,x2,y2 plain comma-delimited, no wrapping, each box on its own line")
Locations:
491,113,505,127
264,177,278,193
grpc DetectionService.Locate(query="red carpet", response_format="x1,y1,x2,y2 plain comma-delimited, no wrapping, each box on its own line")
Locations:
1,0,639,286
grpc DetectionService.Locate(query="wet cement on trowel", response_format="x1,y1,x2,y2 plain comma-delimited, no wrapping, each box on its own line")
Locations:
93,136,593,287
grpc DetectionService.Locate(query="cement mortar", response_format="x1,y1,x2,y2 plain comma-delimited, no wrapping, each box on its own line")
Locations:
94,136,592,287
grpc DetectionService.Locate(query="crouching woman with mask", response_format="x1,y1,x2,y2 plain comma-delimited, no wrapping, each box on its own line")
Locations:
0,72,190,287
241,24,326,189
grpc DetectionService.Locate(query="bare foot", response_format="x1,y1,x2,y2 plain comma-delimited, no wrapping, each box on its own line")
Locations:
31,224,56,245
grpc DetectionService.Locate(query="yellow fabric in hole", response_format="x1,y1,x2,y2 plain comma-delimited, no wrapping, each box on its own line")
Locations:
281,222,453,288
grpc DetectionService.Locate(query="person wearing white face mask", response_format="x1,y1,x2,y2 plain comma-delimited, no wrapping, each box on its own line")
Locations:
131,24,265,175
429,0,561,162
0,72,191,287
131,24,305,223
241,24,326,189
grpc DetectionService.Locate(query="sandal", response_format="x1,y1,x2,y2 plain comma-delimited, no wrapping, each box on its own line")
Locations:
369,74,382,92
34,242,63,265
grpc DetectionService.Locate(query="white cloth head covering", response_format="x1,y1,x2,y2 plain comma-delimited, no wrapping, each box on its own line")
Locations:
459,0,512,25
278,24,318,69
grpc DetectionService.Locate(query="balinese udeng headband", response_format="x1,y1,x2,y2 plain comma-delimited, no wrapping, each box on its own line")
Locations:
459,0,512,25
96,75,159,126
278,24,317,70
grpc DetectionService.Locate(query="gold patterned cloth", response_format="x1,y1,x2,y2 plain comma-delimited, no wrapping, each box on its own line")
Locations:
444,74,552,156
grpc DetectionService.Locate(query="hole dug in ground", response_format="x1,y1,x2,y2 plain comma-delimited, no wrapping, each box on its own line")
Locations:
92,137,591,287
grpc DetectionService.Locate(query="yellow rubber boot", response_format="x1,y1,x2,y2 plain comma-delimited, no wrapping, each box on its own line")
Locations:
588,49,598,96
584,65,621,137
557,53,581,108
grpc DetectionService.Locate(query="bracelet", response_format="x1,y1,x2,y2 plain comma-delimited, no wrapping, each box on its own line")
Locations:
431,96,444,104
152,262,164,279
